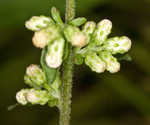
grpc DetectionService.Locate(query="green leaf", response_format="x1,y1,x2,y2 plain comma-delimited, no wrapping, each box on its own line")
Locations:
40,47,57,85
115,53,132,61
69,17,87,26
51,7,64,28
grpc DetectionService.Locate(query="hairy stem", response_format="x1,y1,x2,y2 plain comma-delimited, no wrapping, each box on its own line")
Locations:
65,0,76,22
59,46,74,125
59,0,76,125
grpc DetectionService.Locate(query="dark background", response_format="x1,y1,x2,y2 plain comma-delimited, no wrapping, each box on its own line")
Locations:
1,0,150,125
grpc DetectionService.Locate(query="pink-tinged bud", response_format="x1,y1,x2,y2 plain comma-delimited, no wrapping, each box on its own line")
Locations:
85,53,106,73
71,32,87,47
64,25,87,47
26,89,50,105
32,26,61,48
25,64,46,87
99,51,120,73
32,30,50,48
26,64,40,76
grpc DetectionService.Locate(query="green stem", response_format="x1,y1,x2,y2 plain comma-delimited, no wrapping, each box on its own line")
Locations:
65,0,76,22
59,0,76,125
59,46,74,125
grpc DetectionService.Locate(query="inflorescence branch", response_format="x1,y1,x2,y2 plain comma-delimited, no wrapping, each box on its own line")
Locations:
15,2,132,125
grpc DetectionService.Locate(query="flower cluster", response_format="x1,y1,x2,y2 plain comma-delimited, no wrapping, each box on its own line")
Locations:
16,88,50,105
16,64,61,106
16,7,132,107
75,19,132,73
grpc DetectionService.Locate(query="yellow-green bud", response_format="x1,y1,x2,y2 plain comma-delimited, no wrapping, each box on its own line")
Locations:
99,51,120,73
64,25,87,47
25,64,46,87
26,89,50,105
16,89,29,105
85,53,106,73
25,16,54,31
46,38,65,68
94,19,112,45
32,26,61,48
104,36,132,54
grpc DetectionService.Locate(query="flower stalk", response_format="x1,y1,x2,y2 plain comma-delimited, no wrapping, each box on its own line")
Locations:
59,0,76,125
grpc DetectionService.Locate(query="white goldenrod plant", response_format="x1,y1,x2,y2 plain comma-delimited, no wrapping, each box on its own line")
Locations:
15,3,132,125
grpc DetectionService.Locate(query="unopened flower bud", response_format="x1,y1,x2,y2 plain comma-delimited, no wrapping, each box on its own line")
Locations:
85,53,106,73
82,21,96,35
64,25,87,47
46,38,65,68
82,21,96,44
72,32,87,47
16,89,29,105
104,36,132,54
32,26,61,48
26,89,50,105
94,19,112,45
25,64,46,87
25,16,54,31
99,51,120,73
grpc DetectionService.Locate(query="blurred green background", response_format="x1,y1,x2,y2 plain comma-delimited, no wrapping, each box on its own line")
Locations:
1,0,150,125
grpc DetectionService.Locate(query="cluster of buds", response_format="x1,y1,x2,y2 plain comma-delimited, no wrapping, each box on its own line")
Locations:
16,64,61,106
75,19,132,73
16,88,51,105
25,8,64,69
16,7,67,107
16,7,132,108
